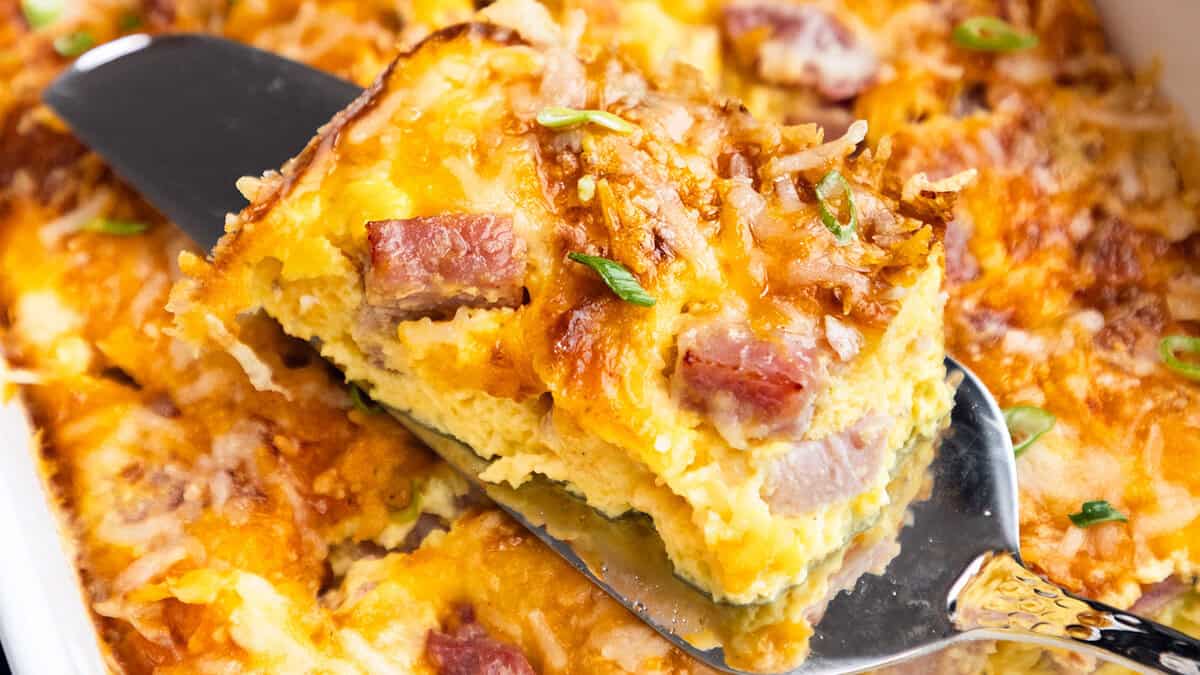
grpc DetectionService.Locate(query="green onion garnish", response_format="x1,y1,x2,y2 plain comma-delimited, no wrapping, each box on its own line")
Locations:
1003,405,1055,457
567,252,656,307
118,13,143,30
392,479,423,523
536,107,636,134
53,30,95,57
83,218,149,236
1159,335,1200,381
20,0,62,29
815,170,858,245
952,16,1039,52
1068,500,1128,528
348,382,379,413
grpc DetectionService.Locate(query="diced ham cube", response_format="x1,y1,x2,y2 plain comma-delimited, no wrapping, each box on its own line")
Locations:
426,605,536,675
721,1,879,100
764,415,890,515
364,214,527,319
673,322,826,448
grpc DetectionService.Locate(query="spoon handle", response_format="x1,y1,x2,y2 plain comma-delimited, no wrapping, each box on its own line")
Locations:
953,552,1200,674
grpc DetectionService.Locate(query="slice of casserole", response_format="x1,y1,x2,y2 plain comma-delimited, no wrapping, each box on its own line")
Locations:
172,0,956,608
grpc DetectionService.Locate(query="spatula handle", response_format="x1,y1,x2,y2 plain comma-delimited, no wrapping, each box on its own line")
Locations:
953,552,1200,674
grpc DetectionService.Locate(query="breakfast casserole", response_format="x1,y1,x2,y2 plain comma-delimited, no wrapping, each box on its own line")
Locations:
171,0,956,623
0,0,1198,674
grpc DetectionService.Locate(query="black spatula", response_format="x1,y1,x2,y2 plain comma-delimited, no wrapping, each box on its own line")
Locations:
42,33,360,249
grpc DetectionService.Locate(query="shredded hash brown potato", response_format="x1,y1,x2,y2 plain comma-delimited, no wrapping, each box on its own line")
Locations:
0,0,1198,673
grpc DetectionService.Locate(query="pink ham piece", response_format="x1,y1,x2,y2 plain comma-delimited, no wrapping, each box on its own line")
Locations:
365,214,527,319
674,322,826,448
943,217,980,283
721,1,879,100
764,415,891,515
426,605,536,675
1129,577,1191,618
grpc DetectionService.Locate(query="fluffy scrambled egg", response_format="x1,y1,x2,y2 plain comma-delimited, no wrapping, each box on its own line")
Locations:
1,0,1199,674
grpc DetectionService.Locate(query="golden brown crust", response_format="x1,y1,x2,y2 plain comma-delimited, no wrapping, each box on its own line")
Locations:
238,22,527,229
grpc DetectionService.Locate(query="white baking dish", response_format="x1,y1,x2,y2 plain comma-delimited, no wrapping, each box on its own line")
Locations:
0,387,107,673
0,4,1194,673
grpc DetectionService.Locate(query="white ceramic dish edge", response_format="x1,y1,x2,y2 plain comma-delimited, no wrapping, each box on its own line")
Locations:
0,381,108,674
1094,0,1200,126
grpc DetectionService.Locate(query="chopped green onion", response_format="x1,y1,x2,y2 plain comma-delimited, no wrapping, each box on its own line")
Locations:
577,175,596,203
83,218,148,236
392,480,423,523
53,30,94,57
1159,335,1200,381
567,252,656,307
20,0,62,29
348,382,379,413
1068,500,1127,528
815,170,857,245
952,16,1039,52
1003,405,1055,457
118,12,143,30
536,107,636,134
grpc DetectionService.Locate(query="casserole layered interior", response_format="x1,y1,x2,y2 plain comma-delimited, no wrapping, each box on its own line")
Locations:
173,0,954,613
2,0,1199,674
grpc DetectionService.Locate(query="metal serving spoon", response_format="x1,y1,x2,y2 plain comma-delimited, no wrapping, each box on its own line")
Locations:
44,33,1200,675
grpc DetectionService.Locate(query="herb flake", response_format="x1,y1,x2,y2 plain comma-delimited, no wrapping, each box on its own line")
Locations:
1159,335,1200,381
53,30,95,57
21,0,62,29
1068,500,1127,528
815,170,858,244
392,480,423,524
567,252,656,307
118,12,143,30
348,382,380,413
1003,405,1055,457
83,218,149,236
953,16,1039,52
536,107,636,134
